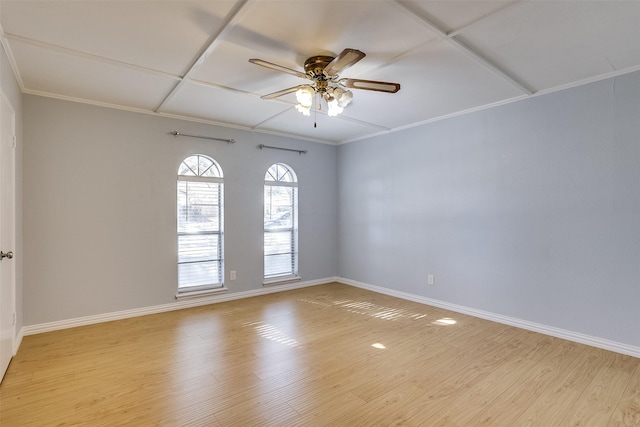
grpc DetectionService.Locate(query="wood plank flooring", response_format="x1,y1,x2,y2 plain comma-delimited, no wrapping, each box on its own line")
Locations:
1,283,639,426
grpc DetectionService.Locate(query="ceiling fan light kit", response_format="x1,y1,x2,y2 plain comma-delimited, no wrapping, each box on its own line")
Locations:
295,85,314,116
325,87,353,117
249,48,400,119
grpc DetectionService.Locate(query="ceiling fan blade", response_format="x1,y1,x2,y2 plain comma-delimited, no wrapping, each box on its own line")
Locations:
338,78,401,93
323,48,366,76
260,85,308,99
249,59,311,80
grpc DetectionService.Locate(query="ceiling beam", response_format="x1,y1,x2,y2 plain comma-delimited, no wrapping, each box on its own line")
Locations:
394,0,534,96
154,0,252,113
4,33,181,82
447,0,526,37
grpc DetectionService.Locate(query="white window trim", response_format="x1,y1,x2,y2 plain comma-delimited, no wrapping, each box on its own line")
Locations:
264,181,297,187
264,163,299,281
175,286,228,300
177,175,223,183
177,155,225,293
263,275,302,287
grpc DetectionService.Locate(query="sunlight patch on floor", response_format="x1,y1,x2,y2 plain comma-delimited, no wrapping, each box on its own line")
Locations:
244,321,301,348
333,300,428,321
298,298,428,321
432,317,457,326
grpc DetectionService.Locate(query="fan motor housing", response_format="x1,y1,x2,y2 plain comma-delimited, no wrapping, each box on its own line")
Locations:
304,55,334,78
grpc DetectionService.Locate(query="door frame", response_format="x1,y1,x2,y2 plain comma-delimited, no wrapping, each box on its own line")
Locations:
0,88,16,382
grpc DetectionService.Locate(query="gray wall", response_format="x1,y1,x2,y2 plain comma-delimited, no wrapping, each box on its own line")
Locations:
338,71,640,347
1,42,23,337
23,96,338,325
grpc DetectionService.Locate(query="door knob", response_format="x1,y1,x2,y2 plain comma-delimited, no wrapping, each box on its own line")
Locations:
0,251,13,260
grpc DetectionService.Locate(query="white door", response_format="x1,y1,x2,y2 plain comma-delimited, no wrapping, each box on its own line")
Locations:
0,91,16,382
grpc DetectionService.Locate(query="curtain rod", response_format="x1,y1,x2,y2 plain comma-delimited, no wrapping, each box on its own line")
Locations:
170,131,235,144
258,144,307,155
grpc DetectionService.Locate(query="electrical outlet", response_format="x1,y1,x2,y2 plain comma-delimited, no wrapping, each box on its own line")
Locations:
230,270,237,281
427,275,435,286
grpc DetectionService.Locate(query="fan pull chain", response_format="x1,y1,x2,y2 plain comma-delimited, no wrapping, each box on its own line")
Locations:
314,93,318,128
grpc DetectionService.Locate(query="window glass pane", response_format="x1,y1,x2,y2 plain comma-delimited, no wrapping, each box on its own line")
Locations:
265,230,295,277
179,156,199,176
178,234,220,263
265,254,294,277
178,181,221,233
178,164,194,176
264,186,293,229
198,156,213,176
179,155,222,178
264,231,292,255
178,261,221,289
265,163,296,182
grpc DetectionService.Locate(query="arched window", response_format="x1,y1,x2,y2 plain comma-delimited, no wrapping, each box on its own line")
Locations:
177,155,224,293
264,163,298,280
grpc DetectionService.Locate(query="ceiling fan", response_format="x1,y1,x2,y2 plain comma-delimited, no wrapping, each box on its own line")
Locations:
249,48,400,117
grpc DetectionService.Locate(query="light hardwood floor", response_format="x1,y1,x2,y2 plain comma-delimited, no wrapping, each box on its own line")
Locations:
1,283,639,426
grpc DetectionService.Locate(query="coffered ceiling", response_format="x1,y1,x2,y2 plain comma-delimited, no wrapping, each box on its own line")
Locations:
1,1,639,144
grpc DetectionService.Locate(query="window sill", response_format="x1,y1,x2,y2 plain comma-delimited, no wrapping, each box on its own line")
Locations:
175,287,228,300
263,276,302,287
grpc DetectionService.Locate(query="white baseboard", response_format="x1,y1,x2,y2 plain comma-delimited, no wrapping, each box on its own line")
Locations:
13,328,23,356
22,277,337,336
338,277,640,359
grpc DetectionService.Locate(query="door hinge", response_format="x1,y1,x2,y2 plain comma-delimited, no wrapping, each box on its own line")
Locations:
12,312,16,326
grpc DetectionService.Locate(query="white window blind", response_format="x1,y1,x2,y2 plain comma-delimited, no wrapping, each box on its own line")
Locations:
264,163,298,280
177,155,224,292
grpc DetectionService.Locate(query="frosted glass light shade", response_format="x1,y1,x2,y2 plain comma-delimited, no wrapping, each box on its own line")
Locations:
295,104,311,116
295,86,315,107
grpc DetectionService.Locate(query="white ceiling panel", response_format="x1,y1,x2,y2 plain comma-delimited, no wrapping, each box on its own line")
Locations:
161,81,289,129
401,0,516,34
10,38,178,110
190,40,305,95
216,0,439,78
2,0,639,144
340,39,525,128
256,108,385,144
1,0,237,75
457,1,640,91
